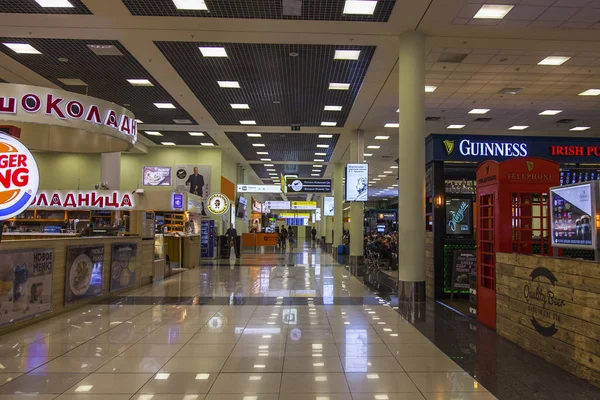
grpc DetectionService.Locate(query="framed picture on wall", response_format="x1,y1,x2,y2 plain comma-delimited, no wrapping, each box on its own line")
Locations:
142,166,172,187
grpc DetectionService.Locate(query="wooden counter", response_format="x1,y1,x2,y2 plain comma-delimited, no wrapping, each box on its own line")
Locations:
496,252,600,388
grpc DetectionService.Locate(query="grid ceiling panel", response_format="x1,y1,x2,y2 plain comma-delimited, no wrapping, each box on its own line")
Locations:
141,130,217,146
155,42,375,126
123,0,396,22
226,132,339,162
0,0,91,14
0,38,195,125
250,163,323,180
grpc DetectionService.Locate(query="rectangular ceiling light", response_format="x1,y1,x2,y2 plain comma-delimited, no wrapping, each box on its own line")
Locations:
425,86,437,93
509,125,529,131
314,159,325,162
3,43,41,54
539,110,562,116
390,165,398,169
538,56,570,66
231,104,250,109
329,83,350,90
218,81,240,88
252,143,265,147
469,108,490,114
154,103,176,109
324,106,343,111
311,174,320,177
58,78,88,86
579,89,600,96
199,46,227,57
570,127,591,131
145,131,163,136
257,151,269,155
317,144,329,148
189,132,205,136
35,0,73,7
240,120,257,125
374,136,389,140
267,169,276,172
315,153,327,156
363,153,373,157
201,143,215,146
367,145,380,149
343,0,378,15
174,0,208,11
447,124,465,129
127,79,153,86
334,50,361,60
383,171,393,174
264,164,274,167
312,169,321,172
173,119,192,124
318,134,333,138
384,123,399,128
161,142,176,146
261,158,272,161
473,4,514,19
247,133,261,137
321,122,337,127
313,165,323,168
86,44,123,56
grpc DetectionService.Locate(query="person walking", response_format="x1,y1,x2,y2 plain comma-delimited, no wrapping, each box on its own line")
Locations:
288,226,295,248
225,223,239,258
280,226,288,250
311,227,317,242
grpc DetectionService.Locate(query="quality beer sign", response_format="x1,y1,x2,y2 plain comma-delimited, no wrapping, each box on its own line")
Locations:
0,133,39,220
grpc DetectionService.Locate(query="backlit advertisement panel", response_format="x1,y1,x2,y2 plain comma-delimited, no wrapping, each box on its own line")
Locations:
550,183,596,249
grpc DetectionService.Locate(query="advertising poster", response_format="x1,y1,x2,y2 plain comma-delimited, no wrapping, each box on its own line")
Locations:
551,184,594,247
174,165,212,198
65,245,104,305
451,250,476,291
110,243,138,292
236,196,247,219
345,163,369,201
0,248,54,328
323,197,334,216
446,198,473,235
142,166,172,187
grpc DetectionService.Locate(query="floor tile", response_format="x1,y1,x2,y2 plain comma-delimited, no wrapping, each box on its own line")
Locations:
337,343,393,358
188,334,241,344
209,373,282,394
159,357,228,373
55,395,133,400
408,372,490,393
279,373,349,393
389,344,445,358
63,344,130,358
345,372,420,393
396,357,464,373
175,344,234,358
131,395,206,400
421,393,497,400
350,395,425,400
0,375,21,388
205,395,276,400
279,395,353,400
120,343,184,358
283,356,343,373
0,372,88,394
341,356,403,372
65,373,153,394
95,356,171,373
222,357,283,373
138,372,218,394
0,357,52,373
0,395,57,399
31,357,113,373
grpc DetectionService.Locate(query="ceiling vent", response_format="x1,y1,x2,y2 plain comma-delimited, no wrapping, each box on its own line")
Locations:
283,0,302,16
425,117,441,121
57,78,88,86
438,53,468,63
556,118,576,124
474,117,492,122
499,87,523,95
87,44,123,56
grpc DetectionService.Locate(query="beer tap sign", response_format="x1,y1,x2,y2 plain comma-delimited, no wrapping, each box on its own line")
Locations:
0,133,39,221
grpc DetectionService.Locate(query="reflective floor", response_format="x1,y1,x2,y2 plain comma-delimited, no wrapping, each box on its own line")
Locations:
0,241,596,399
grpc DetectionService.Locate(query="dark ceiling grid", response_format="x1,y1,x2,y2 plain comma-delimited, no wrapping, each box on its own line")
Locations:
0,38,195,125
225,132,339,162
122,0,396,22
142,130,217,146
155,41,375,127
250,163,321,180
0,0,92,14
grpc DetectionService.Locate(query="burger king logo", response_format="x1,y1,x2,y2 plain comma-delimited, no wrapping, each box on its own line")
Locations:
0,133,39,220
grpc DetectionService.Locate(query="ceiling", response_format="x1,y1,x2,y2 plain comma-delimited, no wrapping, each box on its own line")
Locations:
0,0,599,199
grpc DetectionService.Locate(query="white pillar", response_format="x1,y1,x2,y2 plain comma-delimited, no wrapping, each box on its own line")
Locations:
333,163,344,251
101,152,121,190
349,131,364,261
398,31,426,303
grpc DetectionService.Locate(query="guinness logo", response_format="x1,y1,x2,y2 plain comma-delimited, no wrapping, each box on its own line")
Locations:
526,161,534,172
443,140,455,155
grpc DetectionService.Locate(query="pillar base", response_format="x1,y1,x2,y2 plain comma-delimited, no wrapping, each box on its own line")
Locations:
398,280,426,303
349,255,363,267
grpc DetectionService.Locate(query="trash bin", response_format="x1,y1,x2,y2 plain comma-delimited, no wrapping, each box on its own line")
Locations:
338,245,345,255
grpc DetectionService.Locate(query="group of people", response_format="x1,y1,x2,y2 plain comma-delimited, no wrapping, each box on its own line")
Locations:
364,232,398,270
274,226,319,249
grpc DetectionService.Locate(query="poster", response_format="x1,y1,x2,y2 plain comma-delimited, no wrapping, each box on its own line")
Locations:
0,248,54,328
345,163,369,201
174,165,212,198
323,197,334,216
446,198,472,235
142,166,172,187
65,245,104,305
451,250,476,291
551,183,594,247
110,243,137,292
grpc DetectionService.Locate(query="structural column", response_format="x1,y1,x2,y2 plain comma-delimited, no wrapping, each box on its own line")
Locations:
398,31,426,304
349,130,365,265
101,152,121,190
333,163,344,252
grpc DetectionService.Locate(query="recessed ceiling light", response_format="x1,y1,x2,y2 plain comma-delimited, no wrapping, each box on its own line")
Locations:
579,89,600,96
201,143,215,146
373,178,381,181
324,106,343,111
329,83,350,90
314,159,325,162
539,110,562,116
311,174,320,177
189,132,205,136
473,4,514,19
267,169,277,172
57,78,87,86
312,169,321,172
570,126,591,131
367,145,380,149
447,125,465,129
252,143,265,147
374,136,389,140
218,81,240,88
334,50,361,60
321,122,337,127
317,144,329,148
241,120,257,125
469,108,490,114
383,171,393,174
261,158,272,161
509,125,529,131
3,43,41,54
154,103,176,109
343,0,377,15
315,153,327,156
247,133,261,137
35,0,73,7
173,0,208,10
86,44,122,56
257,152,269,155
425,86,437,93
173,119,192,124
161,142,176,146
199,46,227,57
378,175,386,178
538,56,570,66
127,78,153,86
384,123,399,128
313,165,323,168
318,134,333,138
231,104,250,109
265,164,274,167
363,153,373,157
390,165,398,169
145,131,163,136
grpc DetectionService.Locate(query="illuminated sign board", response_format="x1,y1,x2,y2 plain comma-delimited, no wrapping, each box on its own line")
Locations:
291,201,317,210
237,184,281,193
29,190,135,210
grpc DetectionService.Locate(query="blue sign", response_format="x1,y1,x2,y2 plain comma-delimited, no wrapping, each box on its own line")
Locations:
427,134,600,164
172,193,184,210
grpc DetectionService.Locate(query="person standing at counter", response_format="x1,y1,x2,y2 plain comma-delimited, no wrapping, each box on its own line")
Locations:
225,223,239,258
185,167,207,216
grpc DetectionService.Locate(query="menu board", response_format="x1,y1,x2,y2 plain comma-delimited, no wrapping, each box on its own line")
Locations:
110,243,137,292
142,166,172,187
65,245,104,305
451,250,476,291
551,183,595,248
446,198,472,235
0,248,54,327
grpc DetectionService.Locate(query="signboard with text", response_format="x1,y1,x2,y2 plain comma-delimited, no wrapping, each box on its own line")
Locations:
264,201,291,210
237,184,281,193
291,201,317,210
345,163,369,201
286,178,332,194
323,197,334,216
550,182,597,249
29,190,134,210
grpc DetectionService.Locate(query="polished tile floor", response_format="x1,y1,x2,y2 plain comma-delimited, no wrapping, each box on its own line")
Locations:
0,240,590,399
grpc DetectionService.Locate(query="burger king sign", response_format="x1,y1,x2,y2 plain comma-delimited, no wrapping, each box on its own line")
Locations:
0,133,39,220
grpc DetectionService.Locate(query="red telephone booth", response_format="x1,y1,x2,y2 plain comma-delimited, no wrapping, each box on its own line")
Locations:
475,157,559,330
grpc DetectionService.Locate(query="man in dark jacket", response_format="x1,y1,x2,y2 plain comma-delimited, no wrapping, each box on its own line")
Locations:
311,227,317,242
225,223,239,258
185,167,206,215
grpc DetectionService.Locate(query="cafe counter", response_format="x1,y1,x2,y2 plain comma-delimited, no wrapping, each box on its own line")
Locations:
0,235,150,335
496,252,600,388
